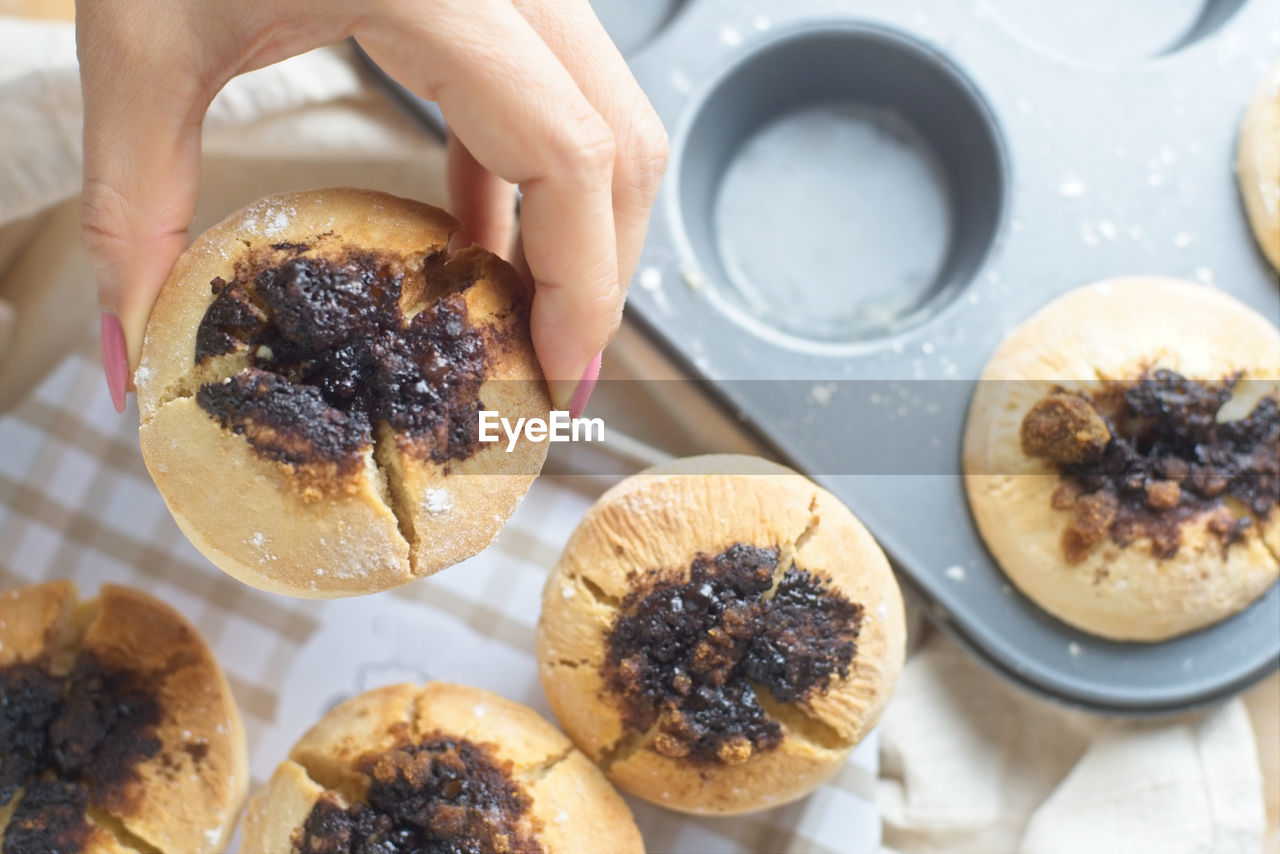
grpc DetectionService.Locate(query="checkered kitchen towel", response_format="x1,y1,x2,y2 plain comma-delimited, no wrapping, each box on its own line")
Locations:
0,334,881,854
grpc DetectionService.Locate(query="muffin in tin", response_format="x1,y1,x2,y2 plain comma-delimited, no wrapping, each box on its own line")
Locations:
537,455,905,814
1237,60,1280,271
964,277,1280,641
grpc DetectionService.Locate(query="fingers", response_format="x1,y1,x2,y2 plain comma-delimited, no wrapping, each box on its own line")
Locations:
357,0,620,405
513,0,670,294
446,131,517,256
78,2,208,385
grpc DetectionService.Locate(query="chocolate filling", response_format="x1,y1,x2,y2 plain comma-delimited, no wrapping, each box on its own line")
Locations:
292,734,541,854
0,654,164,854
603,543,863,765
193,250,487,471
1020,369,1279,562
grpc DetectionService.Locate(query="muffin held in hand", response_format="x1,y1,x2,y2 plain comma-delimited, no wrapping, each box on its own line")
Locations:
136,188,549,598
537,455,906,815
241,682,643,854
0,581,247,854
964,277,1280,641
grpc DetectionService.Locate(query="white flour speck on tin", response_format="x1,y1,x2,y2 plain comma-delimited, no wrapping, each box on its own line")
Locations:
681,267,706,291
719,26,742,46
753,14,771,31
1172,231,1195,249
1193,266,1215,285
921,341,936,355
423,488,453,516
944,565,966,581
1057,175,1086,198
670,69,691,93
638,267,662,291
809,383,836,406
1080,221,1100,247
1067,642,1082,657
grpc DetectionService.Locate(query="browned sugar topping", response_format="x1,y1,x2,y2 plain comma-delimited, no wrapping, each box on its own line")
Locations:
194,248,487,472
1021,369,1280,562
603,543,863,765
0,654,164,854
292,733,541,854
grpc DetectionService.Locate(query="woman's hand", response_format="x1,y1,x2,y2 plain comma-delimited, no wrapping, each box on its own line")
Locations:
78,0,668,414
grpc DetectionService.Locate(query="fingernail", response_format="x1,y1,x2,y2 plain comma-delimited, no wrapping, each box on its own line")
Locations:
99,312,127,413
569,352,602,419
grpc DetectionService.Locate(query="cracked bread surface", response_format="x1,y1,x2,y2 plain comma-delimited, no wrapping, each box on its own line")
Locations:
0,581,247,854
136,189,549,598
240,682,642,854
536,455,906,815
963,277,1280,641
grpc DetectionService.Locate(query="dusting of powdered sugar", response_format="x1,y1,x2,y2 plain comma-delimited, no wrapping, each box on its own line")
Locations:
422,488,453,516
240,201,297,239
247,531,278,565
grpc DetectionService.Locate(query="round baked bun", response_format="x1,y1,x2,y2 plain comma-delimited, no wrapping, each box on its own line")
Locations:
0,581,247,853
1237,61,1280,271
537,455,906,815
241,682,644,853
964,277,1280,641
136,189,550,597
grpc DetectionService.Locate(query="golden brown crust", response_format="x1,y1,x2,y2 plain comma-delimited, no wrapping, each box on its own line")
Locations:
0,582,248,854
1238,61,1280,271
964,277,1280,641
136,189,550,597
240,682,643,854
537,454,906,815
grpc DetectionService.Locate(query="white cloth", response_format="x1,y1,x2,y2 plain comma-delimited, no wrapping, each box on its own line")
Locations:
879,632,1276,854
1,17,1276,854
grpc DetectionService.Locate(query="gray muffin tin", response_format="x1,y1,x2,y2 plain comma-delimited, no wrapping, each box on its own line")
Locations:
358,0,1280,713
595,0,1280,714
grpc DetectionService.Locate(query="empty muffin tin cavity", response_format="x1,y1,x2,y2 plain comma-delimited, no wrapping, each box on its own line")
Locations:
675,26,1004,347
987,0,1247,64
590,0,687,55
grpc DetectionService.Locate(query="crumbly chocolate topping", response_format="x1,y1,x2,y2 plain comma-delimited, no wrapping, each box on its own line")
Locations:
0,654,164,854
603,543,863,765
1021,369,1280,562
292,734,541,854
2,781,92,854
194,250,487,470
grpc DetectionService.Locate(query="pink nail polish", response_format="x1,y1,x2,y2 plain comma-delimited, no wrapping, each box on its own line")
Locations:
99,312,128,413
569,352,602,419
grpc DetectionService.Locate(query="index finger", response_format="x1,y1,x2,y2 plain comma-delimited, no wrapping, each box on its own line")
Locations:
357,0,620,406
